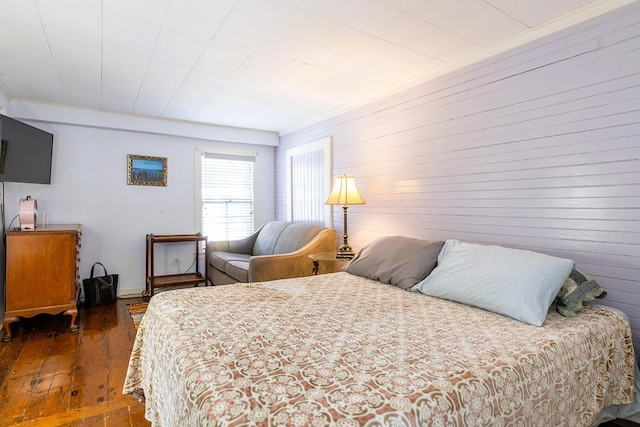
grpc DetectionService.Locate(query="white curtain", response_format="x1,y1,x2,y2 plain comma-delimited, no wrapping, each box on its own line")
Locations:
290,149,325,225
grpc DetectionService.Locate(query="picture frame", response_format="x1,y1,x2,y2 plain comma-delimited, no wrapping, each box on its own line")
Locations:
127,154,167,187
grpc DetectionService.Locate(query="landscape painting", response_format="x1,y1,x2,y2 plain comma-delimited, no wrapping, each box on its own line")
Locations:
127,154,167,186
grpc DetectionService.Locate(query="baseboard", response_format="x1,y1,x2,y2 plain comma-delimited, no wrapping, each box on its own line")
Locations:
117,288,147,298
117,283,201,298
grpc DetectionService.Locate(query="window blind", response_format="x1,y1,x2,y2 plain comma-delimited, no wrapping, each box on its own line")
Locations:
201,153,254,241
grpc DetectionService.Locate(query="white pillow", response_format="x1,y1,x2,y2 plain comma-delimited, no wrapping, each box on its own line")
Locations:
412,240,574,326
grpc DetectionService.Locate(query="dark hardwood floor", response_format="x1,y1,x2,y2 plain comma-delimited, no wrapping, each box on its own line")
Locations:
1,295,638,426
0,297,150,426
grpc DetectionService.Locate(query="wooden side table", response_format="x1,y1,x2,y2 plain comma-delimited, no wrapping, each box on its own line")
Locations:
309,252,349,275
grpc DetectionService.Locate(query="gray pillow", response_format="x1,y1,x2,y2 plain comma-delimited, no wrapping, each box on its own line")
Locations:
343,235,444,290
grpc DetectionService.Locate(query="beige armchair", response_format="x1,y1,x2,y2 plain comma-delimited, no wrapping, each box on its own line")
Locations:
208,221,337,285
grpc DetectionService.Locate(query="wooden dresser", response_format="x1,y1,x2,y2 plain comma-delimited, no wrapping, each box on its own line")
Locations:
2,224,81,341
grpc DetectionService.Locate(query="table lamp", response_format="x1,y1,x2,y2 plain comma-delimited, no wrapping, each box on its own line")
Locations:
325,173,365,258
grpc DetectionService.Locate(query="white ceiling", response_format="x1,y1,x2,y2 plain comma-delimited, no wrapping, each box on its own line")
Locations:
0,0,629,134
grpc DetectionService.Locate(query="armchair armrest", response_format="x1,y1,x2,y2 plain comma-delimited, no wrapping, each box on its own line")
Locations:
248,228,337,282
207,226,263,255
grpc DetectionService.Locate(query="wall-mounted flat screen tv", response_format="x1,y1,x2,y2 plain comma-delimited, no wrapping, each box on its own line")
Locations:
0,115,53,184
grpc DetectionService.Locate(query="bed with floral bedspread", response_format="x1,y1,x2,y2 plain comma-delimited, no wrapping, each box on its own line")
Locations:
123,271,634,426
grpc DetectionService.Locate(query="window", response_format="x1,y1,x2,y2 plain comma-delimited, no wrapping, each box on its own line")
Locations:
200,152,255,240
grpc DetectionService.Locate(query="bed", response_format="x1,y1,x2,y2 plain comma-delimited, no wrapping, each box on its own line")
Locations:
124,237,636,426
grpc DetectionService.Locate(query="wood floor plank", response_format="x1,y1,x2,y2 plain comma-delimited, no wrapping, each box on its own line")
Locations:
1,298,150,427
104,405,132,426
75,413,105,427
9,317,57,377
0,328,26,384
24,327,79,421
129,402,149,427
0,373,33,424
104,303,134,403
1,313,75,424
25,371,72,421
69,305,110,410
9,399,145,427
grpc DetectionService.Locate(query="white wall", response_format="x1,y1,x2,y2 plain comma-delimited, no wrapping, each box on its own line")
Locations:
0,90,9,114
2,102,276,297
277,3,640,349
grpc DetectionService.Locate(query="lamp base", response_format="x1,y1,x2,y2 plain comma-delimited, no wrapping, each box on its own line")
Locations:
336,251,354,259
336,244,355,259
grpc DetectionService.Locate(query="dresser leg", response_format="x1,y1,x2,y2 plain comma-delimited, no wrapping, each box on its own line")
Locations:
65,308,79,333
2,316,18,341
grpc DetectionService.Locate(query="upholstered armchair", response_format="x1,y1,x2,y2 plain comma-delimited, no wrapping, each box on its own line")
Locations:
208,221,337,285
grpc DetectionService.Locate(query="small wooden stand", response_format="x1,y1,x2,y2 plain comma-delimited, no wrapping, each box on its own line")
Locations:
145,233,209,297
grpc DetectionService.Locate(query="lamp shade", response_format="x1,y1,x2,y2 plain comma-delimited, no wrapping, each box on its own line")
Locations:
325,173,366,206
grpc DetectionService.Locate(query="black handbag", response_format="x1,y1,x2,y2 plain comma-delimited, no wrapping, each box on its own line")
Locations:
82,262,118,306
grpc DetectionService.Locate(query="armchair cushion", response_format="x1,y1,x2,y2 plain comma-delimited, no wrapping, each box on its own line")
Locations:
273,223,326,254
210,252,251,274
253,222,290,255
226,261,250,283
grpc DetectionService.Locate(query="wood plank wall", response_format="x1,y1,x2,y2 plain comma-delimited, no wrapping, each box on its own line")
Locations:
276,3,640,349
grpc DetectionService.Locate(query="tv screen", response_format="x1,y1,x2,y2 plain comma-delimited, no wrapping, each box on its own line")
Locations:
0,115,53,184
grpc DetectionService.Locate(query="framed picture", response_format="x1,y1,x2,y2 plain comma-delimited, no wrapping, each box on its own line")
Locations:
127,154,167,186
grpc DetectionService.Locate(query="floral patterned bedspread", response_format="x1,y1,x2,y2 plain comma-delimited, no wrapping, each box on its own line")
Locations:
123,272,635,426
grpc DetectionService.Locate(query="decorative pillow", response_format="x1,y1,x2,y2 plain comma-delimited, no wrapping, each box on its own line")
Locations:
412,240,574,326
343,236,444,290
554,268,607,317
